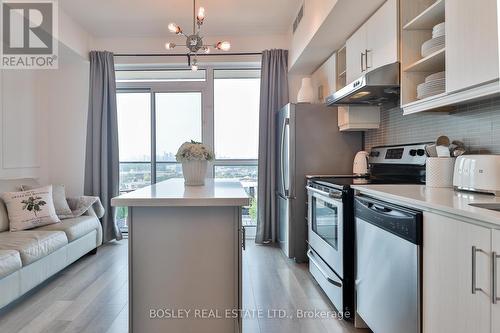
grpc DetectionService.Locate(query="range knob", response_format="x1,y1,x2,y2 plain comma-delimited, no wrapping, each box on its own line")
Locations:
409,149,417,156
370,151,380,157
417,149,426,156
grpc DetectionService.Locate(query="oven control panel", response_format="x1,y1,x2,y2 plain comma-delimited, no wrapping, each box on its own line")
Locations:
368,143,432,166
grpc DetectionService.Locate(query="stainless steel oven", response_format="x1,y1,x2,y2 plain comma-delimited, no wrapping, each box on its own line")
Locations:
306,184,349,314
307,185,344,278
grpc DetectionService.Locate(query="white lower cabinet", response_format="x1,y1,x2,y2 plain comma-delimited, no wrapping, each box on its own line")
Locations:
423,212,492,333
493,230,500,332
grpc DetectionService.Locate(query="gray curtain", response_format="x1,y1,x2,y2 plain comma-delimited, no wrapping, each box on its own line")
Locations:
255,49,289,244
84,51,122,242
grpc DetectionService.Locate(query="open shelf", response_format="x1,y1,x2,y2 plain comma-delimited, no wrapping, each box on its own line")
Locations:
336,45,347,91
404,48,445,72
403,0,445,30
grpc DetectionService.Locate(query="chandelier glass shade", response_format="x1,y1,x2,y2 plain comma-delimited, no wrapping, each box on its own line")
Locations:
165,0,231,70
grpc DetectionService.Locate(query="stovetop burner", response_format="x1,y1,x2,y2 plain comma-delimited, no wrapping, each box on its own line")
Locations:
311,175,424,189
309,142,432,189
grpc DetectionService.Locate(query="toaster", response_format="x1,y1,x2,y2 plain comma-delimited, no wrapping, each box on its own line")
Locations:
453,155,500,196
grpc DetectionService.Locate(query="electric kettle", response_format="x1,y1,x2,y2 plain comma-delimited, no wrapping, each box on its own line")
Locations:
353,151,369,175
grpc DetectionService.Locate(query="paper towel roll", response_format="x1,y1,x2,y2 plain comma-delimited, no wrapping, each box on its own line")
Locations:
426,157,456,188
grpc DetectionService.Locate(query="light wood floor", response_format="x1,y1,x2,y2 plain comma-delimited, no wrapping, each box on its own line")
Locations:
0,240,367,333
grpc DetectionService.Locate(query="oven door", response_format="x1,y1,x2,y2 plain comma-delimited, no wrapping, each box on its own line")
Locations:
307,186,344,278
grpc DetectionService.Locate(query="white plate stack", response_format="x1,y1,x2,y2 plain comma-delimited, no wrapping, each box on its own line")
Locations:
421,22,445,57
432,22,445,37
417,71,445,99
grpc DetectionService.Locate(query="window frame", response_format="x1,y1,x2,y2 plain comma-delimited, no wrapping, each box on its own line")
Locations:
116,66,260,186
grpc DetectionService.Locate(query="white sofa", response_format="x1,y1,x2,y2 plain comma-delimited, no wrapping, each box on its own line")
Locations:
0,179,103,309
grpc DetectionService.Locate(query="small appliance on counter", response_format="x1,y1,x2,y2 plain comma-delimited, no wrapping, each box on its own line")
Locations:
453,155,500,196
353,151,369,176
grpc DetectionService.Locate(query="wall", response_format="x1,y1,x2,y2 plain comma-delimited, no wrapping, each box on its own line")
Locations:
39,44,90,197
0,5,92,196
0,43,90,196
365,98,500,154
0,69,45,180
58,7,94,59
288,0,337,67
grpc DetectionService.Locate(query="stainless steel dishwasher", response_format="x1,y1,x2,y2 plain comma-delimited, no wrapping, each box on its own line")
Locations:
354,195,422,333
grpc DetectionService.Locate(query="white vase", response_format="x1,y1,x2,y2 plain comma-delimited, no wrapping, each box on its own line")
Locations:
297,77,314,103
182,160,208,186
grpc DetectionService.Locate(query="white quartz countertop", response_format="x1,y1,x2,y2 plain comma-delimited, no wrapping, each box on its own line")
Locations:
352,185,500,228
111,178,251,207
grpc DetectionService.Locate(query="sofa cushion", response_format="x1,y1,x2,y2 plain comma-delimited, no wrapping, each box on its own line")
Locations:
2,186,61,231
0,179,38,232
0,250,22,278
21,184,73,219
0,231,68,265
0,200,9,233
38,216,100,242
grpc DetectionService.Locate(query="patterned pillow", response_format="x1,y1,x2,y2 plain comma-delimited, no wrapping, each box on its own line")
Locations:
21,184,73,219
2,185,60,231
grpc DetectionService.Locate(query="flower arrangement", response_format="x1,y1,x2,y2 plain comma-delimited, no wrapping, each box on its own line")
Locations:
176,140,215,162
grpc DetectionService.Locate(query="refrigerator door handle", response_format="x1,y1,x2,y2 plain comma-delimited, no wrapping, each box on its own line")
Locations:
280,118,290,197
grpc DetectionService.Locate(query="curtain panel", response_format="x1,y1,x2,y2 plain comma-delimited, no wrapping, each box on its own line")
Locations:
84,51,122,242
255,49,289,244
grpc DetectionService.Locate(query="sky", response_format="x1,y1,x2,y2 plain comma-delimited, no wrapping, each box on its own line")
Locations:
116,78,260,162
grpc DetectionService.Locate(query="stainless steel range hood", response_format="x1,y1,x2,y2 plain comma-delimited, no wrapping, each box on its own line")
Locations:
326,62,400,106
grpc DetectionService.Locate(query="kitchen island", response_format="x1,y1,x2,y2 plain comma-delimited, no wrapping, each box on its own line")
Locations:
111,178,250,333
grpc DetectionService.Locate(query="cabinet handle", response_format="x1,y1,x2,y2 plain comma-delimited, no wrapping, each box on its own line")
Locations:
241,227,246,251
360,52,365,72
365,49,371,69
493,251,500,304
472,246,484,294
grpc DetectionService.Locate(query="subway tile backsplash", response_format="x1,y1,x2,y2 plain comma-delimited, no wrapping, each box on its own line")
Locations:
364,97,500,154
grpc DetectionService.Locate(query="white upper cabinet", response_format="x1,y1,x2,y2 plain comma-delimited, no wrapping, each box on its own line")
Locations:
366,0,399,71
346,24,367,83
346,0,398,84
401,0,500,114
446,0,499,93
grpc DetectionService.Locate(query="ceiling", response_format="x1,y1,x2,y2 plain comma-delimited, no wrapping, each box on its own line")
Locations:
60,0,301,38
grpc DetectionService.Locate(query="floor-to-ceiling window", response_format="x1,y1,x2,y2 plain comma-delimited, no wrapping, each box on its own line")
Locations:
115,67,260,235
213,69,260,235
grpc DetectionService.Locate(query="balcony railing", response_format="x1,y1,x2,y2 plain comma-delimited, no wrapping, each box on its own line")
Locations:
117,161,258,234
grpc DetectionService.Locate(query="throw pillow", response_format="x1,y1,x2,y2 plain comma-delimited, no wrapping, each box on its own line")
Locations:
2,185,61,231
21,184,73,219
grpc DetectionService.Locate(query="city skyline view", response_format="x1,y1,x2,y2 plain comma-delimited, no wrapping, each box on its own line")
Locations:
117,78,260,162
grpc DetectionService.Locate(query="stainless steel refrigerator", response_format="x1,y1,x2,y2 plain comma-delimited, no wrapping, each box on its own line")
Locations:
277,103,362,262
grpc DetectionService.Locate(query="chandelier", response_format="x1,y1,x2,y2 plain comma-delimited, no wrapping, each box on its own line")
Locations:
165,0,231,71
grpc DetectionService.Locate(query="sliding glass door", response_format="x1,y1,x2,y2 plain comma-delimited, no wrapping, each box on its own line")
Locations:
117,89,205,191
